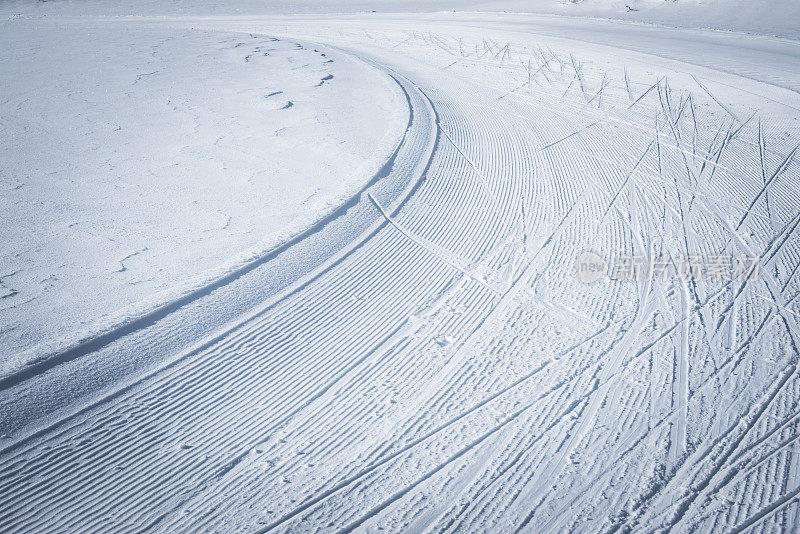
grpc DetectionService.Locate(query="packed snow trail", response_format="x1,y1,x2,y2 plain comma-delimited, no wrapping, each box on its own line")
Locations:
2,13,800,534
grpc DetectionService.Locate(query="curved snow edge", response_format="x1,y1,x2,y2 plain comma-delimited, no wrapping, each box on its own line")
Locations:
0,59,438,448
0,39,406,382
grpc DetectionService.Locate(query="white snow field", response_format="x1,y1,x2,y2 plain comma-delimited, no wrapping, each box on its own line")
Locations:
0,19,406,373
2,4,800,534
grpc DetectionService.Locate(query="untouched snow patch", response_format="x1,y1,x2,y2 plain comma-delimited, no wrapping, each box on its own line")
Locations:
0,19,407,372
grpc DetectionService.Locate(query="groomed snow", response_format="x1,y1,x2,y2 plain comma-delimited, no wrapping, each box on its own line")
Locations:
0,19,406,373
1,2,800,534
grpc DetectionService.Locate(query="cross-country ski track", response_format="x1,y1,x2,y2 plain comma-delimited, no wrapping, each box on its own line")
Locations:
2,13,800,533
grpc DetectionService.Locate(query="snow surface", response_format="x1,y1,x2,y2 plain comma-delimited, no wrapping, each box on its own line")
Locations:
2,2,800,533
0,19,406,372
3,0,800,38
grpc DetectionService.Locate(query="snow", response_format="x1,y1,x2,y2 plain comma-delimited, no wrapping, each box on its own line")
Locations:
3,0,800,38
0,19,406,373
2,1,800,533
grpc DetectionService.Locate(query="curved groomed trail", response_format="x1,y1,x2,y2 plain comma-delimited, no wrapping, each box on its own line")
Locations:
2,14,800,533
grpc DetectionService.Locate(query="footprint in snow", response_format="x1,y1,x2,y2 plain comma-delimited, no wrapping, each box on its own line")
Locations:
315,74,334,87
434,334,454,347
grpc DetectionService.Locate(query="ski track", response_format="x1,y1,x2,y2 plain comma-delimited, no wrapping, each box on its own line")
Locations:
2,17,800,534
